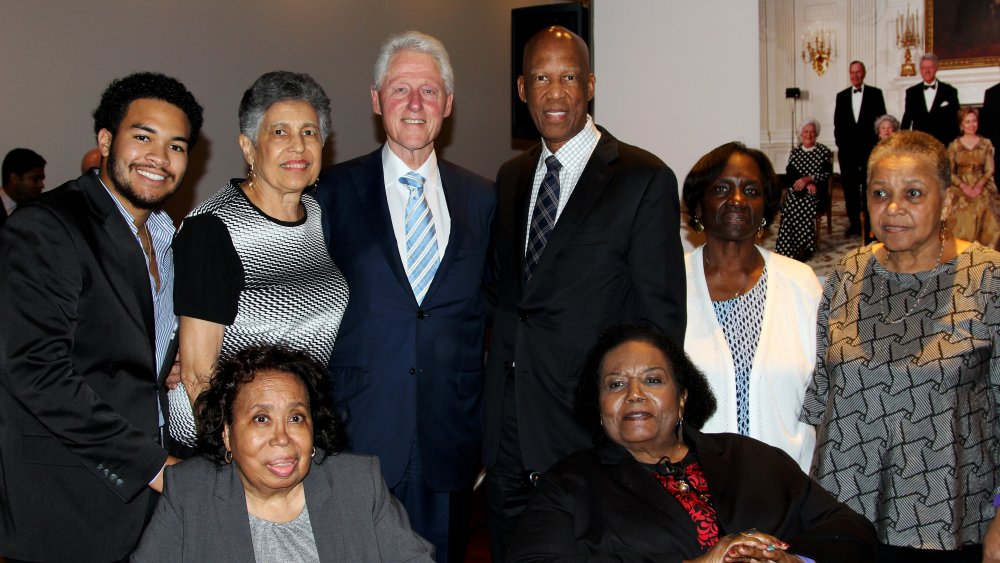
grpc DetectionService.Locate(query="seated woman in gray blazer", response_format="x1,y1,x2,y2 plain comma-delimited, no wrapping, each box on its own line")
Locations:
132,345,433,562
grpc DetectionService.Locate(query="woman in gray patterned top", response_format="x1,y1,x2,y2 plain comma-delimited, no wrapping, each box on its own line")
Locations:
132,346,434,562
170,71,349,448
801,130,1000,562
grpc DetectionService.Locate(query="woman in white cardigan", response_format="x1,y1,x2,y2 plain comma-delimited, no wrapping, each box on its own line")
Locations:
681,142,822,471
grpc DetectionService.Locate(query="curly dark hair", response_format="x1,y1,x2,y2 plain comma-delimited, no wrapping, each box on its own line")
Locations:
92,72,204,147
195,345,347,465
575,324,717,445
681,141,782,229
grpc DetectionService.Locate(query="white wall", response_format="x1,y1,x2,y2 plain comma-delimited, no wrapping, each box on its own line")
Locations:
594,0,761,211
0,0,553,219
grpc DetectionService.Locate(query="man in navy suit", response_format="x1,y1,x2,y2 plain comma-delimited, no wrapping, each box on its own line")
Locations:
316,31,495,563
901,53,960,146
980,69,1000,174
834,61,885,238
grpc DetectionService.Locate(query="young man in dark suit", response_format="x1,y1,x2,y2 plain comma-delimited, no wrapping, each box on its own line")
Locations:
980,71,1000,174
834,61,885,238
0,148,46,228
0,73,202,562
316,31,495,563
482,25,685,559
901,53,960,146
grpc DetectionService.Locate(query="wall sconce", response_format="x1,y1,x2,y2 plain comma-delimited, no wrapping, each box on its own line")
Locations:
801,27,836,76
895,7,921,77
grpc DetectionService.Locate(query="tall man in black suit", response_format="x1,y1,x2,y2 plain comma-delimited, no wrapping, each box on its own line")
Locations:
0,73,202,562
0,148,46,228
901,53,960,146
834,61,885,237
316,31,495,563
483,26,685,558
980,69,1000,174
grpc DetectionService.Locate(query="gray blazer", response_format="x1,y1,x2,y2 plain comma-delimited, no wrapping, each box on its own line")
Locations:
131,452,434,562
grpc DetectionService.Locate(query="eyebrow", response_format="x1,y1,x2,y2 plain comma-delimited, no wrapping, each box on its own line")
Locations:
248,401,308,410
128,122,189,144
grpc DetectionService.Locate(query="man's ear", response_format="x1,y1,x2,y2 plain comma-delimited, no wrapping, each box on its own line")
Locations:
97,129,113,158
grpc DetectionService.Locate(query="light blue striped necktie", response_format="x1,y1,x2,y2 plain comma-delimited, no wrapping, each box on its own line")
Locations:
402,171,439,303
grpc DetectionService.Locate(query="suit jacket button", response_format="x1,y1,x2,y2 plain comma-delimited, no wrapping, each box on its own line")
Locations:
503,360,512,370
417,309,426,319
409,367,416,375
517,308,528,322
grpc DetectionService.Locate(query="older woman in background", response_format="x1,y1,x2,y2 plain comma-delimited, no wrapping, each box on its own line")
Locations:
801,131,1000,562
682,142,820,470
875,114,901,141
944,106,999,248
170,71,349,448
775,118,833,261
509,324,875,562
132,345,433,561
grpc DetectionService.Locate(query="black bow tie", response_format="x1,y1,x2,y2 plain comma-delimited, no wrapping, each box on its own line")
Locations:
853,88,862,94
924,83,936,90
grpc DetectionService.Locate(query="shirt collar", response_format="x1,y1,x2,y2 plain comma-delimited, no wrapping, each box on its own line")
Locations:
541,115,599,161
95,170,173,238
381,144,439,186
0,187,16,215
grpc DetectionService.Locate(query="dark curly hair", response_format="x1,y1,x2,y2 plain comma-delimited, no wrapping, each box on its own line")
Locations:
681,141,782,229
195,345,347,465
575,324,717,445
92,72,204,147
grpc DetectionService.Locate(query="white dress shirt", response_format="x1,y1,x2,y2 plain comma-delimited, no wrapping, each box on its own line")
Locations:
923,80,938,111
0,187,16,216
382,144,450,265
851,85,863,121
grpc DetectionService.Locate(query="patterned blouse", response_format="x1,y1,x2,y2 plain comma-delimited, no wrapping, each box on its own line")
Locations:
801,243,1000,549
648,453,720,552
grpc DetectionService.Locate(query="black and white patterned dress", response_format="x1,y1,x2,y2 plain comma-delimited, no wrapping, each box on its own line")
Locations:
800,243,1000,550
170,180,349,444
775,144,832,261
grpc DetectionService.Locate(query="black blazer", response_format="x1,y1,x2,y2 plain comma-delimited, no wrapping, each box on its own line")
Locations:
509,431,877,562
981,82,1000,171
0,172,169,561
131,453,434,562
483,128,685,473
901,80,960,146
833,84,886,168
316,149,495,492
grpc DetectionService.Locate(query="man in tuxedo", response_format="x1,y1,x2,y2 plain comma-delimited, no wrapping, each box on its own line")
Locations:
901,53,960,146
483,25,685,558
316,31,494,563
0,148,46,228
980,69,1000,174
0,72,202,562
834,61,885,238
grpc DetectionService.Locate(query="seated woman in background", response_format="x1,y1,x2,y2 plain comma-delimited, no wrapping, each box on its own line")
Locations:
875,114,900,141
509,324,876,563
801,131,1000,562
775,118,833,262
170,71,349,449
682,142,821,471
132,345,434,562
943,107,999,248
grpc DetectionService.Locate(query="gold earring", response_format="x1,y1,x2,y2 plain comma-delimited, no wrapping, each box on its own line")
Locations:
247,163,256,191
692,215,704,232
224,450,233,464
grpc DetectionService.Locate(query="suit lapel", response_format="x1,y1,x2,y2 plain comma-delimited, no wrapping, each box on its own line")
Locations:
523,131,618,293
304,458,348,559
80,175,156,351
422,160,465,303
215,464,258,560
512,145,542,292
352,151,413,294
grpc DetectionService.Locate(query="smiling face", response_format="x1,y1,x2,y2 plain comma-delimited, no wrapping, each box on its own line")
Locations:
518,28,595,153
799,123,818,148
98,98,190,217
961,111,979,136
697,152,765,244
371,50,453,170
599,340,686,464
868,153,945,255
240,100,323,195
878,119,897,140
849,62,866,88
224,370,314,500
920,58,938,83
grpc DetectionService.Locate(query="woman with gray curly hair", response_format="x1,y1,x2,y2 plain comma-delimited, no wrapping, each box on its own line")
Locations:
169,72,349,450
775,118,833,261
875,114,900,140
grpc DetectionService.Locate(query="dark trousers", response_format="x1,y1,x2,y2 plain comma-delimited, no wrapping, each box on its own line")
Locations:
391,436,473,563
877,542,982,562
839,155,867,232
486,379,537,562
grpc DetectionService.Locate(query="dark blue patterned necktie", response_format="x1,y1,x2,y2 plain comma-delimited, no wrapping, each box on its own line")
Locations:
525,155,562,281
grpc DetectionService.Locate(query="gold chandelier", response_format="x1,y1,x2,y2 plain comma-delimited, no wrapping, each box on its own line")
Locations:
801,27,836,76
895,7,921,77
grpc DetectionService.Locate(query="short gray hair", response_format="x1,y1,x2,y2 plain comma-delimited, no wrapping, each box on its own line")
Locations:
238,71,332,144
373,31,454,94
867,130,950,190
920,52,939,66
874,114,900,135
798,118,821,140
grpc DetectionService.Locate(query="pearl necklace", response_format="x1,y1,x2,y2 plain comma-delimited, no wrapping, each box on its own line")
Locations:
877,239,945,324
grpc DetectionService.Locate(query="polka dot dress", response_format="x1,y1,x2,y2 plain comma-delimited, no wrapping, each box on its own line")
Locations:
775,144,832,261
